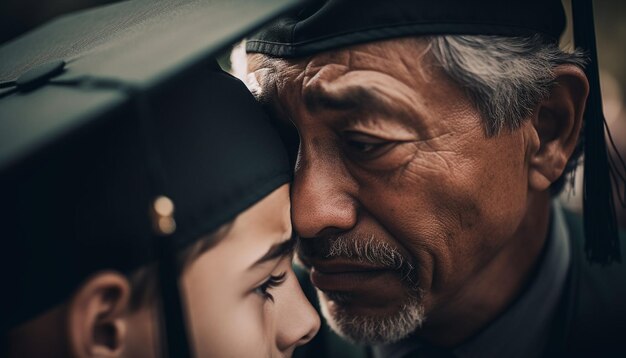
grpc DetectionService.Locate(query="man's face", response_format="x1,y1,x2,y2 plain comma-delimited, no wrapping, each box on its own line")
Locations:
249,38,535,343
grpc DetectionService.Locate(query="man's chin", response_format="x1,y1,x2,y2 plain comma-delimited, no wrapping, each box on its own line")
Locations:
317,289,426,345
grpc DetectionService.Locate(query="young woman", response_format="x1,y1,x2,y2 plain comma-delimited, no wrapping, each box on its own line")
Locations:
4,64,319,357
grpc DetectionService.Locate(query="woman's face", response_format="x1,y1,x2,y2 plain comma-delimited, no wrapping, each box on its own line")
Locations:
181,184,320,357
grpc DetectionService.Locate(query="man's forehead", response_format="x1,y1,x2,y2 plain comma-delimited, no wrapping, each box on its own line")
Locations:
285,38,431,80
255,39,437,116
247,38,431,108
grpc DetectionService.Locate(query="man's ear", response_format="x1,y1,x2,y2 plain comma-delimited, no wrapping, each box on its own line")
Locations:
528,65,589,191
67,272,131,358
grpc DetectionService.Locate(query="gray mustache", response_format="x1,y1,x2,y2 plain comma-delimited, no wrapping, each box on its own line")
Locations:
298,235,417,284
328,235,406,270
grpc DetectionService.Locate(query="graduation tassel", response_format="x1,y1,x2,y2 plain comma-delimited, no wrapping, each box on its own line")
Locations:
572,0,621,265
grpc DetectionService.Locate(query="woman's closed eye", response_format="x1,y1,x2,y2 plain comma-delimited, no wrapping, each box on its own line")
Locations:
254,272,287,302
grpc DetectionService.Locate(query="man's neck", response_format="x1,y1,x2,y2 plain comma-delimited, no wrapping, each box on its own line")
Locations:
417,191,552,347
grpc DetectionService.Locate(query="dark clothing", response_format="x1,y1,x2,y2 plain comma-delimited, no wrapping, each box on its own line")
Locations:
545,209,626,357
295,208,626,357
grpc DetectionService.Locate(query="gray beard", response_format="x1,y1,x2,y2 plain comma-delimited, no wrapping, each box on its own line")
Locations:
318,289,426,345
306,234,426,344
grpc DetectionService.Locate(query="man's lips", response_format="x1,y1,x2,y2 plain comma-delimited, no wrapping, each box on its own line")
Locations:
308,259,388,274
308,259,396,293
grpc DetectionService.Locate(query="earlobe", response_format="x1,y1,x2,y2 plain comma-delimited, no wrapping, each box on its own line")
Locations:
528,65,589,191
67,272,131,358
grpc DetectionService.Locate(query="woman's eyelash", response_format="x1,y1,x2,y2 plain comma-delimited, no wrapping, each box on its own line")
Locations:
255,272,287,302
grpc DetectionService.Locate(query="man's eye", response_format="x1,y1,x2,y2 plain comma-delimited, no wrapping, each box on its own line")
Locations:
343,132,394,160
254,272,287,302
346,140,385,153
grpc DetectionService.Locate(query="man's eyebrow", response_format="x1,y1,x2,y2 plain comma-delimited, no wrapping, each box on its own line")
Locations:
250,236,296,269
302,82,419,127
304,83,388,112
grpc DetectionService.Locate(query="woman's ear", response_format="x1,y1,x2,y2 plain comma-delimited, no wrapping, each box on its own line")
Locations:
67,272,131,358
528,64,589,191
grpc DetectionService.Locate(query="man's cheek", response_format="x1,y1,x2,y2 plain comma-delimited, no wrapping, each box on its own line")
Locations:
387,149,478,213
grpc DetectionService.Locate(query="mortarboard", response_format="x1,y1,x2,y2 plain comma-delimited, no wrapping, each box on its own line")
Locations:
246,0,624,265
0,0,298,356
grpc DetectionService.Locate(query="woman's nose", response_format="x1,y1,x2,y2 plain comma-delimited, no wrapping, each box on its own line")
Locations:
275,271,321,351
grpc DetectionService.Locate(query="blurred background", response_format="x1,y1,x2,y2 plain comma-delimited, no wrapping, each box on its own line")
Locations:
1,0,624,227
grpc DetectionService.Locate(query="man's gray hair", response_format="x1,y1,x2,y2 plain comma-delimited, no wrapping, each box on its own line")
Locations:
426,35,587,192
427,34,587,136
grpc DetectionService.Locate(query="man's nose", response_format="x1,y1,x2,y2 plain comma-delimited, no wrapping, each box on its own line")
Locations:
291,151,358,238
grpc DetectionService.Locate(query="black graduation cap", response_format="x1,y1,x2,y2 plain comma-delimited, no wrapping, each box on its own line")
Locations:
0,0,297,356
246,0,624,265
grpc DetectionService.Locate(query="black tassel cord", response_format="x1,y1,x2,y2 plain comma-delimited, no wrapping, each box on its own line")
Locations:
572,0,624,265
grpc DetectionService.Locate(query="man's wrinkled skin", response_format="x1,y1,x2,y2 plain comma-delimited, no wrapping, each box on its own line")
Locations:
247,38,588,346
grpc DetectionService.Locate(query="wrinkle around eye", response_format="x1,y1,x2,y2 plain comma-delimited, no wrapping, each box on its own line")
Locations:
342,131,399,159
343,129,460,167
345,139,420,172
345,141,396,161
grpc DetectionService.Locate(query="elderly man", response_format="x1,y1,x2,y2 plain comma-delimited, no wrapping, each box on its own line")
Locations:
237,0,626,357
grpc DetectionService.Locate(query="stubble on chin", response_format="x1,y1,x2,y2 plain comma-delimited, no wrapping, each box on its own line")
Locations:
301,234,426,344
318,288,426,345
